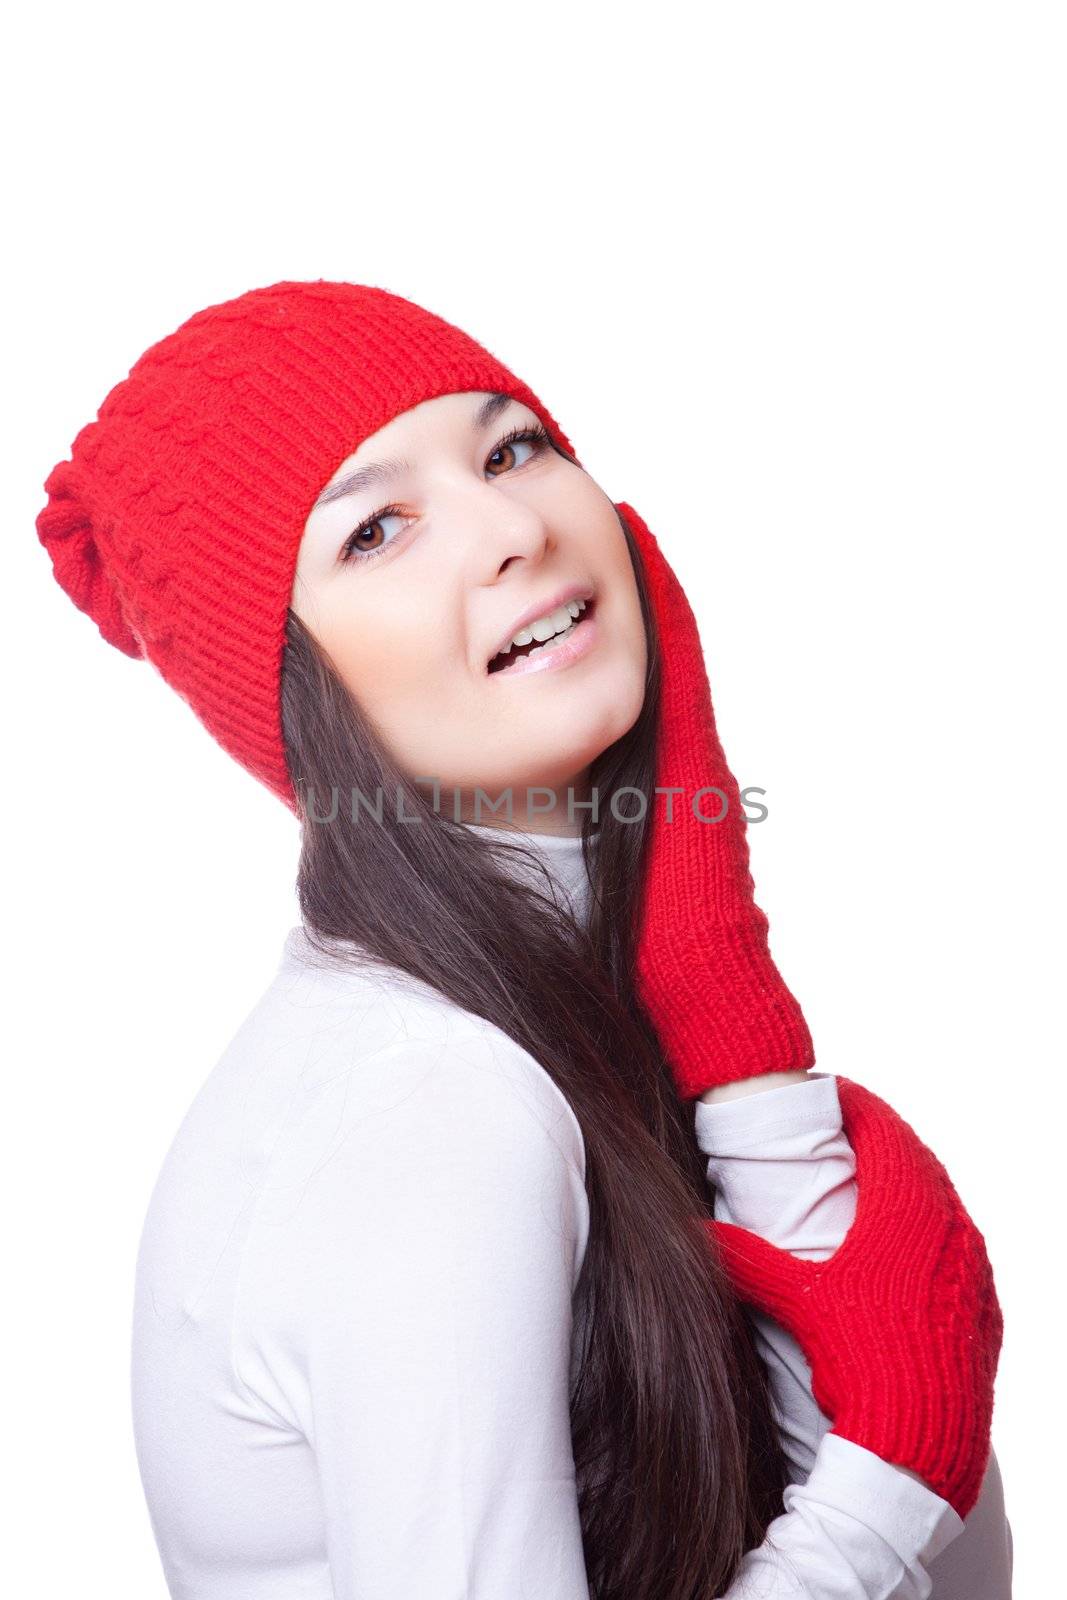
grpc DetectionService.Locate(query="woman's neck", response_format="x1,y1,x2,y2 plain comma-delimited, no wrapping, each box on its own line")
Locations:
462,820,593,926
455,772,595,838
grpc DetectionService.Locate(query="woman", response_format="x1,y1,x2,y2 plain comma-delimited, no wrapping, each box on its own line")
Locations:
36,279,1010,1598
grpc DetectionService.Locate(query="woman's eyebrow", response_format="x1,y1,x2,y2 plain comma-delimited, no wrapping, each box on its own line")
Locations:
472,391,514,431
312,392,517,509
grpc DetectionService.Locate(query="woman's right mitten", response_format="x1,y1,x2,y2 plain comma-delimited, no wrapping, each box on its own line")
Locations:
620,500,815,1097
706,1076,1004,1520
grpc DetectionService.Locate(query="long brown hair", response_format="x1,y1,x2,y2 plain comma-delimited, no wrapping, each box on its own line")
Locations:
279,500,789,1598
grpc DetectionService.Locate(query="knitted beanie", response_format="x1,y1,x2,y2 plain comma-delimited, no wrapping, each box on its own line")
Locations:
35,280,576,812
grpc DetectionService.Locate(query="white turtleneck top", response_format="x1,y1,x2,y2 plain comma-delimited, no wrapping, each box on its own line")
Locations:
130,824,1012,1599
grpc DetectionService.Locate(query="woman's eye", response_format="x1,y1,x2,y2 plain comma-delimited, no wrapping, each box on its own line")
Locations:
340,507,407,565
485,426,548,477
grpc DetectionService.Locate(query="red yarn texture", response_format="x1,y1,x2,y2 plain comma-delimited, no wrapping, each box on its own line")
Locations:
621,501,816,1095
36,280,576,810
708,1077,1004,1520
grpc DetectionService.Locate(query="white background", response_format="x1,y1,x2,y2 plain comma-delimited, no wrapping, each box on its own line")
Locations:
6,2,1062,1593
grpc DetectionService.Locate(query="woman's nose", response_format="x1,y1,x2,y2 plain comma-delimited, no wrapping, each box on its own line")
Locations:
458,478,555,571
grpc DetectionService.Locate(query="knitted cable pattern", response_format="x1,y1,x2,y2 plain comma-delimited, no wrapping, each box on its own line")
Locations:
36,280,575,809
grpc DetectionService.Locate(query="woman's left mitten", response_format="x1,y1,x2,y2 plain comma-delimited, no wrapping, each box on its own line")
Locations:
705,1076,1004,1520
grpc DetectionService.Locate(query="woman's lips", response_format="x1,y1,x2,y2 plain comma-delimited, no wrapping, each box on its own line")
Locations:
489,599,599,679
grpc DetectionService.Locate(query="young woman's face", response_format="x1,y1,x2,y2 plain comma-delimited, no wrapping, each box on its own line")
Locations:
292,390,647,831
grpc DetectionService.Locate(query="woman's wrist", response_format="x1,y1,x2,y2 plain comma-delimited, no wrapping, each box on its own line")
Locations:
697,1069,811,1106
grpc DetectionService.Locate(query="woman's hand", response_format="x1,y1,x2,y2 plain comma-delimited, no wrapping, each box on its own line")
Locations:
620,501,815,1097
706,1076,1004,1520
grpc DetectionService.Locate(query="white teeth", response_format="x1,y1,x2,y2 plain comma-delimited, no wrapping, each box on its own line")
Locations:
493,598,588,663
531,607,568,643
525,621,576,658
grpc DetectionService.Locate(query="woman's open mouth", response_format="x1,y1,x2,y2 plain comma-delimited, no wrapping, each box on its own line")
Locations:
487,596,598,678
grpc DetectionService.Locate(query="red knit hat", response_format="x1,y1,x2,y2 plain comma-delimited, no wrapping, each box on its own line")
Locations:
35,279,577,812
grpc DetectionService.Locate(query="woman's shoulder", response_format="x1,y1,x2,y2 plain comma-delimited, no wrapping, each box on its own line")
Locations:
249,923,587,1188
230,930,591,1380
138,926,586,1260
136,926,592,1449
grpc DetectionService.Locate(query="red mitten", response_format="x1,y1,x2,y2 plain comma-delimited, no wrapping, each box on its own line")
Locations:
620,502,814,1096
707,1077,1004,1519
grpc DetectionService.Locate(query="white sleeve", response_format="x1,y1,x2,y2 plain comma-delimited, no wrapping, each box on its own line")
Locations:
696,1074,1012,1600
723,1431,963,1599
234,1033,592,1600
694,1072,859,1481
